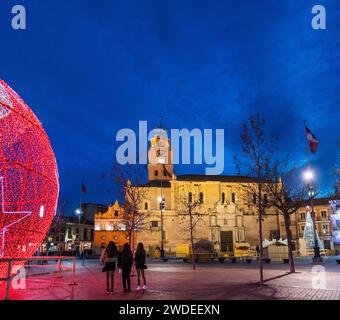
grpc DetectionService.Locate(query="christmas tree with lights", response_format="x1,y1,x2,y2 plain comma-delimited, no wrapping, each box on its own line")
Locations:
303,211,324,249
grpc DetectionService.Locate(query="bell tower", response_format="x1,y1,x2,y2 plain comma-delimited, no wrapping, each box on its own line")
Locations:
148,126,173,181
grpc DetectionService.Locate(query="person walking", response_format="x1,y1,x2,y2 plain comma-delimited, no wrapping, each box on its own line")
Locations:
100,241,118,294
118,243,133,292
135,242,147,290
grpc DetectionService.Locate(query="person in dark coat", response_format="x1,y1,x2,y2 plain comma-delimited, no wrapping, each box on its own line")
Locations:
118,243,133,292
134,242,147,290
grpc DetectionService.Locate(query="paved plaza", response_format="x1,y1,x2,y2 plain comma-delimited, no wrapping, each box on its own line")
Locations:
0,257,339,300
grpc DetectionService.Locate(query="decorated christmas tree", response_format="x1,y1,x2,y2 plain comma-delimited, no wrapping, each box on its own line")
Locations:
303,211,324,249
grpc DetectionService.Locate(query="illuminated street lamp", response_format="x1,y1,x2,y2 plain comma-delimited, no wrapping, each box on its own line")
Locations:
303,169,323,263
74,207,85,265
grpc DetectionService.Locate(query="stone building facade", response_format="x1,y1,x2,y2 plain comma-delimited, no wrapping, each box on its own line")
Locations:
135,131,280,255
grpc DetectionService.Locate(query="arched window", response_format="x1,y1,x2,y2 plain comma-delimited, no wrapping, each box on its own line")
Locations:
231,192,236,203
221,192,225,204
144,202,148,210
154,170,159,176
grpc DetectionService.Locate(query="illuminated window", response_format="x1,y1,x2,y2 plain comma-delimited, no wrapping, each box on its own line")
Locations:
322,224,328,233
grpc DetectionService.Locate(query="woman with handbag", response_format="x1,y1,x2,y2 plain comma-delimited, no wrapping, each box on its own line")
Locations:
100,241,118,294
134,242,147,290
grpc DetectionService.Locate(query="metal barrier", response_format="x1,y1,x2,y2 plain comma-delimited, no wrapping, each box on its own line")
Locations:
0,256,77,300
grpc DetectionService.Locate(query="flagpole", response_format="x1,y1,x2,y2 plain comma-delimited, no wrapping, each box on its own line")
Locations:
304,120,322,263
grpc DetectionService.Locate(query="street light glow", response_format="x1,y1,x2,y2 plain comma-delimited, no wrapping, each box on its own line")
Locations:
303,169,314,181
75,208,82,215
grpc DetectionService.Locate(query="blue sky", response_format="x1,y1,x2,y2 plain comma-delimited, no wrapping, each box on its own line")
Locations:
0,0,339,212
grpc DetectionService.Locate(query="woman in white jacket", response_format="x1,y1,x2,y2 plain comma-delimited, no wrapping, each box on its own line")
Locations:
100,241,118,294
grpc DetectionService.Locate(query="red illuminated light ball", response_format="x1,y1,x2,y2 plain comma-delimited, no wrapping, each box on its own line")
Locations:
0,80,59,278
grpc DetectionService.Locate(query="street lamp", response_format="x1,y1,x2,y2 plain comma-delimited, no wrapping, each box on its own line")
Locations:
303,169,323,263
158,196,165,259
74,207,84,265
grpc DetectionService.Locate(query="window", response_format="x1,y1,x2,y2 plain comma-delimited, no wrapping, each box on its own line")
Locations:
253,193,256,205
221,192,225,204
101,242,106,248
238,229,245,242
163,170,167,177
151,221,159,228
300,212,306,220
188,192,193,203
270,230,279,240
114,210,119,217
321,210,327,219
264,194,268,206
154,170,158,176
144,203,148,210
322,224,329,234
199,192,204,204
324,240,331,249
231,193,236,203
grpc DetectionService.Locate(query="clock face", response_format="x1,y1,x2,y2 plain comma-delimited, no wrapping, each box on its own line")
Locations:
0,80,59,278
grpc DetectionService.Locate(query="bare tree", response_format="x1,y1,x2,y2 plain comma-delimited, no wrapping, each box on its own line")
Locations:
266,161,307,273
234,113,277,286
114,165,150,252
332,142,340,198
176,184,203,270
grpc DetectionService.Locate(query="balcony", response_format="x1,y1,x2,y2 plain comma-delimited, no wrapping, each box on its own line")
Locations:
316,216,328,222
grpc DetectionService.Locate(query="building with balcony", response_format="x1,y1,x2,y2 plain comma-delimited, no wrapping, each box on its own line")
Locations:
278,198,335,253
93,201,136,254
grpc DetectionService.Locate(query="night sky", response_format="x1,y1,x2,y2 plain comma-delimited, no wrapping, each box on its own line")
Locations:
1,0,339,213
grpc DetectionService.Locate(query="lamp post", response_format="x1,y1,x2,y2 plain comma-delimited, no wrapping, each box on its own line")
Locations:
304,169,323,263
75,208,85,265
158,156,165,259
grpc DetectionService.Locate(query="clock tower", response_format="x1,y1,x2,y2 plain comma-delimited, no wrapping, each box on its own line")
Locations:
148,128,173,181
